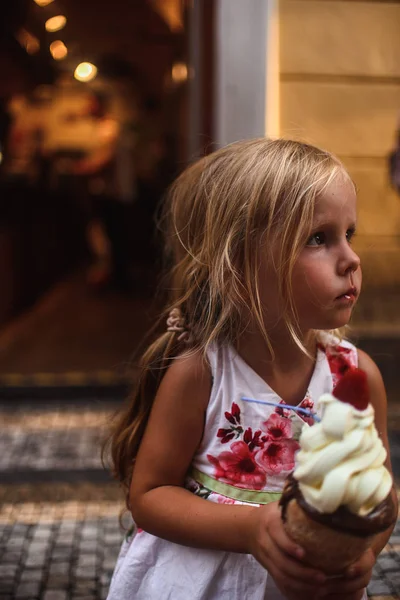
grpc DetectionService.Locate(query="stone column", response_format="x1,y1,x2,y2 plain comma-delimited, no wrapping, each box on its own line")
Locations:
213,0,280,147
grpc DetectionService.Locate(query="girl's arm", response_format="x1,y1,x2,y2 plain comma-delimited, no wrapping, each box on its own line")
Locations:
129,351,255,552
129,351,327,598
358,348,398,557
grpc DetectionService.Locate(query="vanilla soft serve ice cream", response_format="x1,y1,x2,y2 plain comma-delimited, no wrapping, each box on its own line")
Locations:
293,393,393,517
279,367,397,573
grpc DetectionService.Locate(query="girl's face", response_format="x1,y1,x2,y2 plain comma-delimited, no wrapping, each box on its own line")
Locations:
258,175,362,334
291,175,361,332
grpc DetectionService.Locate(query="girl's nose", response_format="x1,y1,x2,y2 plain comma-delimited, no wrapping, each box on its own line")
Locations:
338,244,361,275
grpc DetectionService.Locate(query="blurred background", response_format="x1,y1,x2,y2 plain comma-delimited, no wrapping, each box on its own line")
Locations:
0,1,399,599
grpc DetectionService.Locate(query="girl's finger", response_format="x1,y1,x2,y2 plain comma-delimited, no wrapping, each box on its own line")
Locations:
345,550,375,579
266,560,325,595
268,519,306,560
321,573,370,596
265,538,326,585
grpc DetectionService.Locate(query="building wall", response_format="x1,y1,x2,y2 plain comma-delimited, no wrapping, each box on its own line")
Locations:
279,0,400,300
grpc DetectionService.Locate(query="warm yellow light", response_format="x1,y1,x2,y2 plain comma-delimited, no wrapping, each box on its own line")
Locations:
74,62,98,83
45,15,67,33
34,0,54,6
17,29,40,54
50,40,68,60
171,62,188,84
150,0,183,32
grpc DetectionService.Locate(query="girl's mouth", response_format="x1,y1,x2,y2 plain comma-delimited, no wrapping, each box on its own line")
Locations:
336,287,357,301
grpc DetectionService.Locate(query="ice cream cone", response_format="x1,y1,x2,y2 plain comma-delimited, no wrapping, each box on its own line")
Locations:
283,495,372,573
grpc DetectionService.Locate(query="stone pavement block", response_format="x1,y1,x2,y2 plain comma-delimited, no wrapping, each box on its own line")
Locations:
0,581,14,593
79,540,97,552
74,567,96,579
12,524,30,535
79,529,97,540
46,575,70,589
49,562,70,576
50,549,73,562
376,554,400,571
43,592,68,600
99,573,112,586
104,532,123,545
2,550,23,562
15,581,41,598
367,580,395,595
389,535,400,544
25,553,48,568
102,557,118,571
7,537,26,550
385,571,400,588
55,533,75,544
59,521,76,530
19,569,44,582
28,541,50,554
71,582,96,596
0,564,18,578
77,554,96,568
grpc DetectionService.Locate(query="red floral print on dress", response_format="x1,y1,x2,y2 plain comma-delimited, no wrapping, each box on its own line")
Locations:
207,441,267,490
297,395,315,426
274,399,292,419
217,402,243,443
217,496,236,505
254,438,300,475
261,413,292,440
254,413,301,474
208,405,302,487
243,427,264,451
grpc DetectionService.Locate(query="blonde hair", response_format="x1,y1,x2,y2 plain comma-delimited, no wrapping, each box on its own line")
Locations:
106,137,350,498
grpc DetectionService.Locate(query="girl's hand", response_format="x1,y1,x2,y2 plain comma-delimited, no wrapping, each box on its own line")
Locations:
247,502,327,599
316,547,375,599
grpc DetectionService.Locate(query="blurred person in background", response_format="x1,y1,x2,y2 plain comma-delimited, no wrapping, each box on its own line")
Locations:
389,134,400,196
389,115,400,196
75,93,137,292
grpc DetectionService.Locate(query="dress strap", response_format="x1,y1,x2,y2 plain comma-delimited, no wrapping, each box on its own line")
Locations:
317,337,358,387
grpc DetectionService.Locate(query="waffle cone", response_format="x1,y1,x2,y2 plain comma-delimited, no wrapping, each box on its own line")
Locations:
283,498,372,574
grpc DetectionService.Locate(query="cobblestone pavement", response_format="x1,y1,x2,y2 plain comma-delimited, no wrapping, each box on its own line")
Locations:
0,398,399,599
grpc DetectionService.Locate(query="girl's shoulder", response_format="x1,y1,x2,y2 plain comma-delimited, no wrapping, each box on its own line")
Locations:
167,348,212,387
357,348,387,420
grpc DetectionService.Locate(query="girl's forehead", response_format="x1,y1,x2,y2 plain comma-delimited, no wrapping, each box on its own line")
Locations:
313,176,357,221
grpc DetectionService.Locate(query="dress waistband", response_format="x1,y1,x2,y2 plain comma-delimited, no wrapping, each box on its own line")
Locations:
189,467,283,505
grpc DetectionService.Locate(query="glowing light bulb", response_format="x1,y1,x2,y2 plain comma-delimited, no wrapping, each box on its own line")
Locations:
34,0,54,6
74,62,98,83
45,15,67,33
171,62,188,83
50,40,68,60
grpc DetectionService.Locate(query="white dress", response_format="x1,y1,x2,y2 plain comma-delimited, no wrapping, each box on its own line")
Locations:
107,334,367,600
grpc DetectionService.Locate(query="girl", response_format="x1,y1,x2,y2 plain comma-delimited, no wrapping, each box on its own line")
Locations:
106,138,397,600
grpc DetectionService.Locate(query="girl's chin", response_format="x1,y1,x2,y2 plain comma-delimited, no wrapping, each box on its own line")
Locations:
309,311,354,331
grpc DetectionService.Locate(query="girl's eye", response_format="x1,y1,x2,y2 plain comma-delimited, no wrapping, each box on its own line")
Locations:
307,232,325,246
346,228,356,243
